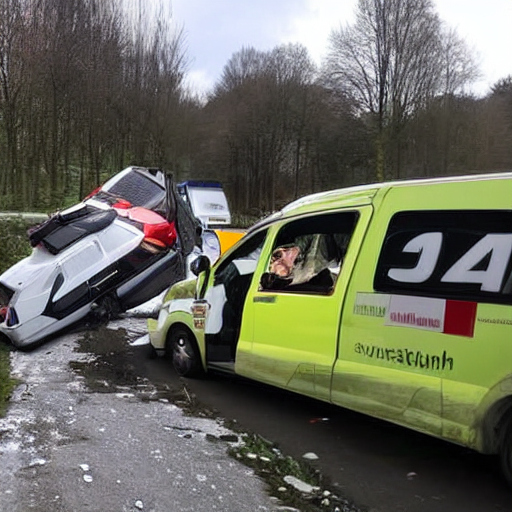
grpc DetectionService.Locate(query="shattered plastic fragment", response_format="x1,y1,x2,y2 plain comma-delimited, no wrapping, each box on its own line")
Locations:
134,499,144,509
130,335,150,346
302,452,319,460
309,417,329,424
283,475,315,494
83,474,93,483
407,472,417,480
29,458,46,467
79,464,90,472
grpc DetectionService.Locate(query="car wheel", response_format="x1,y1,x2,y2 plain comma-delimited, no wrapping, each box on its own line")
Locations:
91,294,121,322
167,327,203,378
500,415,512,486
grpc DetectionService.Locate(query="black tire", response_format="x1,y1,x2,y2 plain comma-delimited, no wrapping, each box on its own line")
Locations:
500,415,512,487
91,294,122,323
166,327,204,378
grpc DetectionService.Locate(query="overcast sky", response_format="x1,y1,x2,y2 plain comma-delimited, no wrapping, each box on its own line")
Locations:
169,0,512,98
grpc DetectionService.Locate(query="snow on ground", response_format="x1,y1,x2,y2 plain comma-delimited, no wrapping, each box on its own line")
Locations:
126,290,166,318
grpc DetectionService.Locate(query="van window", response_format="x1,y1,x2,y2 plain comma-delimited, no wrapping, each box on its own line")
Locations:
214,230,266,278
374,210,512,304
260,212,358,294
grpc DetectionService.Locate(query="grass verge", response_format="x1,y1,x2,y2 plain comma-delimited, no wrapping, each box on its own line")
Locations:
0,217,33,417
0,343,17,417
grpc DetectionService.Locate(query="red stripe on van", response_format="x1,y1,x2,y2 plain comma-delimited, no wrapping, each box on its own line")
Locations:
443,300,477,337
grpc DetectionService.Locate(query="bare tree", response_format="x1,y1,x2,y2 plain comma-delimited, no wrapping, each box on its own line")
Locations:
0,0,25,206
0,0,501,217
208,44,318,213
439,27,480,96
481,76,512,170
0,0,192,210
325,0,445,179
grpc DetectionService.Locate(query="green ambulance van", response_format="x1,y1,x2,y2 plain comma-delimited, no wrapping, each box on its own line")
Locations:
148,172,512,484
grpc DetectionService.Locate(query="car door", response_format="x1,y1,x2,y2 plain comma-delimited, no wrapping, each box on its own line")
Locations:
240,209,367,402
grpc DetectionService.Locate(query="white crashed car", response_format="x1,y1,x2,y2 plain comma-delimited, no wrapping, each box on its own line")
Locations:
0,166,220,349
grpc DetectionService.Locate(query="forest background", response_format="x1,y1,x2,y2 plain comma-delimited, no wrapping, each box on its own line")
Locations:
1,0,511,219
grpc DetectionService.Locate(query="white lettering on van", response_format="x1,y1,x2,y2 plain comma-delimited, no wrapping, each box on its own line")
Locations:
388,232,442,283
388,232,512,292
441,234,512,292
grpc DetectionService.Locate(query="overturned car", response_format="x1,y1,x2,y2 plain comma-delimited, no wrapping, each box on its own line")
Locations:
0,166,220,349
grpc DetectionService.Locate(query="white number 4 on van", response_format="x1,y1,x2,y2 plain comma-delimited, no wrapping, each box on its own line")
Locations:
389,233,512,292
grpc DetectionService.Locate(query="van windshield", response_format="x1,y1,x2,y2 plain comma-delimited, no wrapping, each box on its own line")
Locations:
187,187,230,221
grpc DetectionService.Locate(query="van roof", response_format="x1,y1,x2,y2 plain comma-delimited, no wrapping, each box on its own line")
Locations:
178,180,223,189
249,171,512,232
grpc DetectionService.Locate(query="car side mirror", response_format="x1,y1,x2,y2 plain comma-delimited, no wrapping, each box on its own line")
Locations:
190,254,210,277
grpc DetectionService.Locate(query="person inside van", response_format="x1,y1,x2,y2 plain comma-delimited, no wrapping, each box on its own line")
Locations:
270,244,301,278
261,235,336,293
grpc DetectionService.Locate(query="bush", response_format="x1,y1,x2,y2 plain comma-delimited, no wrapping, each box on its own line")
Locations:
0,217,34,274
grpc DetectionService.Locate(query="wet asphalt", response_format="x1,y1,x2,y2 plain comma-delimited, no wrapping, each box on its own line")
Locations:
0,319,280,512
1,313,511,512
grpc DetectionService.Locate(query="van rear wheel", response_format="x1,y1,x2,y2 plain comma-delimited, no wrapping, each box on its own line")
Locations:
167,327,203,378
500,418,512,486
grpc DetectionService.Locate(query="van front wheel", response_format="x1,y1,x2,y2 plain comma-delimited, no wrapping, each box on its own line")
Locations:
500,417,512,486
167,327,203,378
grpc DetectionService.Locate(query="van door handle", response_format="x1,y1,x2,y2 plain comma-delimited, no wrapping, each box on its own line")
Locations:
253,296,276,303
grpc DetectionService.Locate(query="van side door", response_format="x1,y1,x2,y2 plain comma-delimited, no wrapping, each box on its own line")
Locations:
239,208,371,402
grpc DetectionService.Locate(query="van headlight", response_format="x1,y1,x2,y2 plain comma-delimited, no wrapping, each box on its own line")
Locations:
201,230,221,264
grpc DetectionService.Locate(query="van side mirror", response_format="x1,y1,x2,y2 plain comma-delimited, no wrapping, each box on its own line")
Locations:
190,255,210,276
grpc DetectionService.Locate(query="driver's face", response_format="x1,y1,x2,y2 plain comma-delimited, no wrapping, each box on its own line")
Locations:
270,246,300,277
